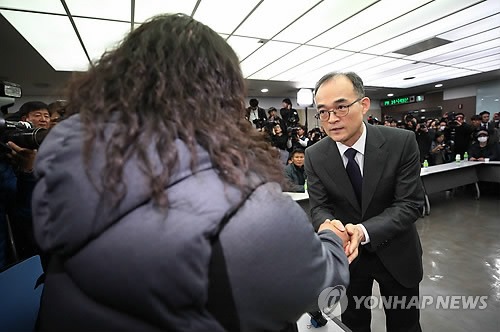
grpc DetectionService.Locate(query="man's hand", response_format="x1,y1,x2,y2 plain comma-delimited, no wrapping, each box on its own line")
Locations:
344,224,365,263
7,141,36,172
319,219,348,248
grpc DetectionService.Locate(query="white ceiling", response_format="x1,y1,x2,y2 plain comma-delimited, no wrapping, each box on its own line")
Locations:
1,0,500,99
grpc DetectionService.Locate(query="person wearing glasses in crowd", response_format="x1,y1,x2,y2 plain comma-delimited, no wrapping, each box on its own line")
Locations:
305,72,424,332
30,14,350,331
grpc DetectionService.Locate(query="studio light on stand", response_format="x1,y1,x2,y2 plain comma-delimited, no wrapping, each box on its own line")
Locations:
297,88,314,129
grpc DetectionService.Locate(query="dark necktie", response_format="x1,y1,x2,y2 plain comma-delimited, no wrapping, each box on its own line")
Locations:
345,148,362,204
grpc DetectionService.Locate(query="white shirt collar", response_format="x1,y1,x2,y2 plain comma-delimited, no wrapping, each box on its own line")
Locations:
336,122,367,157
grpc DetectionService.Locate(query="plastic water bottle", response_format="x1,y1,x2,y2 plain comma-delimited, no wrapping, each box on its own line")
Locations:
304,179,308,192
455,154,461,163
423,160,429,168
464,151,469,160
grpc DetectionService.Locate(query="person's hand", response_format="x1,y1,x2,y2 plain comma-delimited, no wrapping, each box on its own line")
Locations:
478,157,485,161
7,141,36,172
344,224,365,263
319,219,348,248
469,157,477,161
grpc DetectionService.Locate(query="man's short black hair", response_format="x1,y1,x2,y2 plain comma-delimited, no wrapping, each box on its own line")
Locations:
290,148,305,158
18,101,49,117
282,98,292,105
249,98,259,107
471,115,481,121
314,72,365,98
479,111,490,116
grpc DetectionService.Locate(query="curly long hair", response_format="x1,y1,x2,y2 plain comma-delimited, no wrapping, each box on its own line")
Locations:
64,14,284,208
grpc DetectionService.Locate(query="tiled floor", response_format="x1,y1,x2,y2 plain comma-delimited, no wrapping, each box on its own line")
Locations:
371,186,500,332
299,185,500,332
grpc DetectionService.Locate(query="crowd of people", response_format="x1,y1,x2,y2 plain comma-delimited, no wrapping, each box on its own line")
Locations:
275,105,500,192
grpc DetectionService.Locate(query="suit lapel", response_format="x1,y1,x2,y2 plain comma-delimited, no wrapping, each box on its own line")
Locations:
362,124,388,217
321,138,360,210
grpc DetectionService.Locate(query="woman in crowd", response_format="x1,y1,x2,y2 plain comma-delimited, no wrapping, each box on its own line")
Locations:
32,14,349,331
468,130,500,161
429,131,450,165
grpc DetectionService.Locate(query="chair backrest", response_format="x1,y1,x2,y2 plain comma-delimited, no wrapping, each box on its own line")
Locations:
0,255,43,332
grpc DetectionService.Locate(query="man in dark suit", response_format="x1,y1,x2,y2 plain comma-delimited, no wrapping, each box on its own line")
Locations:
305,72,424,332
246,98,267,129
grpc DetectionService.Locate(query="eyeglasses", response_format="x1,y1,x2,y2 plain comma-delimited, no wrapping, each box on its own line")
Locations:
315,97,363,121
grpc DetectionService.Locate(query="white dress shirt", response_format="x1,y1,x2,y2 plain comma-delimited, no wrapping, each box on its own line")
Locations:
335,122,370,245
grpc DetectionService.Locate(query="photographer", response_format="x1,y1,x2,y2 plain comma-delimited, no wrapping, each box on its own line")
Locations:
287,124,308,151
246,98,267,129
415,121,432,164
307,127,323,147
429,131,452,165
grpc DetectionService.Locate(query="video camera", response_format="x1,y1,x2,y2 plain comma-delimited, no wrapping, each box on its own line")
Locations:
0,117,49,151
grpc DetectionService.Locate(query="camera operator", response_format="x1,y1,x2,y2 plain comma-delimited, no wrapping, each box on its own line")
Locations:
415,121,432,164
0,101,49,266
307,127,323,147
287,124,308,151
246,98,267,129
429,131,453,165
10,101,51,129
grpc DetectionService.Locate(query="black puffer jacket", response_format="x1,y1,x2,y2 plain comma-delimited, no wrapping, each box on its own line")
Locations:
32,114,349,331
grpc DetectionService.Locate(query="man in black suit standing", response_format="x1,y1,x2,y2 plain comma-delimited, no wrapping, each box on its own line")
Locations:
305,72,424,332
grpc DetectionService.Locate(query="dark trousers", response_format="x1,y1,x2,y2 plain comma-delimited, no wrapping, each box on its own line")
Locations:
341,251,421,332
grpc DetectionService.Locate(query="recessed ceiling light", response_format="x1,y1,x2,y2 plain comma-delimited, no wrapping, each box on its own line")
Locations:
261,88,269,93
495,99,499,102
387,93,394,97
435,83,443,87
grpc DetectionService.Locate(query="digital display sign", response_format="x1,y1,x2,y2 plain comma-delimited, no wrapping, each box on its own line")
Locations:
382,95,416,107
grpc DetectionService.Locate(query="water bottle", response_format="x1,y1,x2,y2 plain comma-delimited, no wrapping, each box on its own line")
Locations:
464,151,468,160
423,160,429,168
455,154,461,163
304,179,308,192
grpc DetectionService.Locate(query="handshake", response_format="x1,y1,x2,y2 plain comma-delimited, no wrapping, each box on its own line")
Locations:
319,219,365,264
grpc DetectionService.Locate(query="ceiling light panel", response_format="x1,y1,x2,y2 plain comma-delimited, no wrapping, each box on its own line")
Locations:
359,59,416,80
341,0,481,52
0,10,89,71
274,0,377,44
234,0,319,39
249,45,327,80
392,69,479,88
324,53,378,72
193,0,260,34
273,49,353,81
347,56,397,73
74,18,131,64
438,13,500,41
438,46,500,65
364,0,479,55
134,0,197,22
240,41,298,78
226,35,264,61
423,38,500,63
309,0,431,48
472,63,500,71
364,62,435,82
0,0,65,14
407,27,500,62
296,53,378,84
65,0,130,21
461,58,500,70
448,53,500,68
